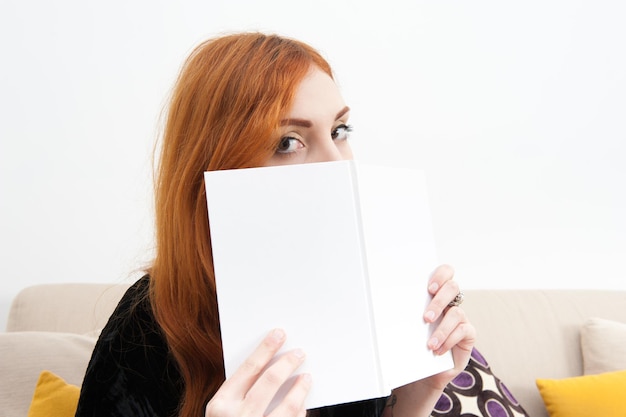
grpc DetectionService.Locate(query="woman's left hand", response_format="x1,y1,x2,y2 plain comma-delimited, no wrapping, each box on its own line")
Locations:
420,264,476,390
382,265,476,417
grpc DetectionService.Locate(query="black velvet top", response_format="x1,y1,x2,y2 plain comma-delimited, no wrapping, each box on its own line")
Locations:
74,276,387,417
75,277,183,417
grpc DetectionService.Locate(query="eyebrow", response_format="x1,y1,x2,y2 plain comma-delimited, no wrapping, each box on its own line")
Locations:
335,106,350,120
280,106,351,127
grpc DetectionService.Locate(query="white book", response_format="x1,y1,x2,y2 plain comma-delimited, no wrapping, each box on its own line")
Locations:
204,160,453,411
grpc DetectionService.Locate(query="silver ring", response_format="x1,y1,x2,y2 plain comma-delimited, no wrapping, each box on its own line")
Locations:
448,291,464,307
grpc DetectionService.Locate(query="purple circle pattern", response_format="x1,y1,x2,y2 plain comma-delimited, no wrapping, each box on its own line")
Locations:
434,392,454,414
431,348,529,417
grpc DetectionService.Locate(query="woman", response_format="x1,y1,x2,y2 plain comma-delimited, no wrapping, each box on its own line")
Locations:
75,32,475,417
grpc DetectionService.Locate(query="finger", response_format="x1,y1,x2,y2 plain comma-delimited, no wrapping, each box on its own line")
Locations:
221,328,287,399
427,264,455,295
436,320,476,358
268,373,312,417
427,306,470,352
243,349,307,415
424,278,459,323
450,333,476,372
448,343,474,375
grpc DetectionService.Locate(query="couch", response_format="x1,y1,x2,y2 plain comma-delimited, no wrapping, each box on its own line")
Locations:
2,283,626,417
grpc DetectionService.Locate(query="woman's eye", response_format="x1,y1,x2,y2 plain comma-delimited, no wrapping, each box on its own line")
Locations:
276,136,304,154
331,124,353,141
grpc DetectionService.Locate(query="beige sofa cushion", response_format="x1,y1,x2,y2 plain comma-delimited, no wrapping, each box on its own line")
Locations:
7,283,130,334
0,331,96,417
581,317,626,375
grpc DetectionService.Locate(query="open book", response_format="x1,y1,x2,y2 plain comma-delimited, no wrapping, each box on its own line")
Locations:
204,160,453,410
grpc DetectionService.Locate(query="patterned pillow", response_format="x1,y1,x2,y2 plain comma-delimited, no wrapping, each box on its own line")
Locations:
431,348,529,417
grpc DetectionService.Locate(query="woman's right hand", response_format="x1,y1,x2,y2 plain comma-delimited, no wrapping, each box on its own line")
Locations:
205,329,311,417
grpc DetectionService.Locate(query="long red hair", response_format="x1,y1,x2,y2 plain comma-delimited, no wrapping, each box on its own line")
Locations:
149,32,333,417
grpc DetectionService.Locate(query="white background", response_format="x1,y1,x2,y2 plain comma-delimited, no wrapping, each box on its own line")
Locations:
1,0,625,329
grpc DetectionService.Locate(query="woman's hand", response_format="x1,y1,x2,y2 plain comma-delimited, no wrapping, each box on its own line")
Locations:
206,329,311,417
383,265,476,417
421,264,476,390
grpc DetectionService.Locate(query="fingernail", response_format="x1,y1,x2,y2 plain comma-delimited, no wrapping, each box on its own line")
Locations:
428,282,439,293
428,337,439,349
292,348,306,360
302,373,312,385
425,311,436,322
270,328,285,342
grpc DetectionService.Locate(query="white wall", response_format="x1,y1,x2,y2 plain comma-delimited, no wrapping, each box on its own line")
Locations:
1,1,625,329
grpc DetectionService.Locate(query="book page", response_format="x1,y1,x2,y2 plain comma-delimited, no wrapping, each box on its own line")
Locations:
356,163,454,391
205,161,383,410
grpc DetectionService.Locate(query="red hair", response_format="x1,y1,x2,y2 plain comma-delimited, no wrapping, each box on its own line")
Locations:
149,32,333,417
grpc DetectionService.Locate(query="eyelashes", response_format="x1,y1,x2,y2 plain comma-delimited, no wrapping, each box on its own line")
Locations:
274,123,354,155
331,124,353,141
276,136,303,154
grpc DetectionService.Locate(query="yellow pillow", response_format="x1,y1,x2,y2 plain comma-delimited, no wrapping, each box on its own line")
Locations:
27,370,81,417
536,369,626,417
